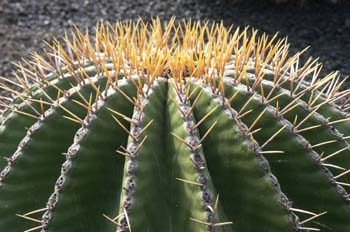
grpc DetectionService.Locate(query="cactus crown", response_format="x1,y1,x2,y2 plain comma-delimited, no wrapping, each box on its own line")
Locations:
0,18,350,232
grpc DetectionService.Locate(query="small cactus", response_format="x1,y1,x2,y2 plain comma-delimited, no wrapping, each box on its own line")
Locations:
0,18,349,232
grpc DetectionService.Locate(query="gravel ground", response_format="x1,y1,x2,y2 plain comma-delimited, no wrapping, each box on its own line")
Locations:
0,0,349,83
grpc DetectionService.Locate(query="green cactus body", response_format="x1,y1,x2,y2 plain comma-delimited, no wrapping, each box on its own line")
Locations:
0,19,349,232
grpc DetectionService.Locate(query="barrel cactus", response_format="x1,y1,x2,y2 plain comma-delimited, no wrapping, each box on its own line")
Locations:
0,18,349,232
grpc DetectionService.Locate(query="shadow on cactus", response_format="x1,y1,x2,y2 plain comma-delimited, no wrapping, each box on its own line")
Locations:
0,18,349,232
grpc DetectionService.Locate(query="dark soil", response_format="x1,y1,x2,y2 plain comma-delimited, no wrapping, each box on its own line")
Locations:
0,0,349,82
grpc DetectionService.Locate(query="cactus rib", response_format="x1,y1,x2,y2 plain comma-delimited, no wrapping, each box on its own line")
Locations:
237,74,350,172
40,79,138,231
116,79,171,231
234,62,350,134
0,79,108,232
188,79,298,231
167,80,224,231
220,79,350,231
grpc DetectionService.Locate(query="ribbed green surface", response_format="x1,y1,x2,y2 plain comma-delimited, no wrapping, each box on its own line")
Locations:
0,71,103,171
227,71,350,175
46,83,137,232
163,83,209,231
0,114,36,171
245,77,350,173
223,81,350,232
118,81,172,231
0,72,349,232
2,18,350,232
0,79,104,232
0,106,79,231
118,81,230,232
190,83,295,232
250,73,350,141
270,73,350,135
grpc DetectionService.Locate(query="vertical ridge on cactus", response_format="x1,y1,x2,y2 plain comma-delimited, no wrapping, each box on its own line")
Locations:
0,18,349,232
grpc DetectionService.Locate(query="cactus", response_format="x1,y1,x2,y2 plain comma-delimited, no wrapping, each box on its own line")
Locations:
0,18,349,232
